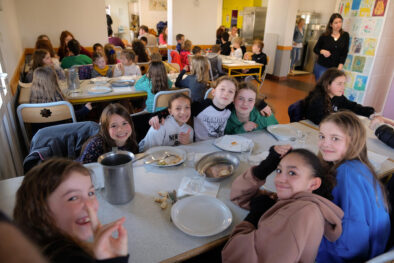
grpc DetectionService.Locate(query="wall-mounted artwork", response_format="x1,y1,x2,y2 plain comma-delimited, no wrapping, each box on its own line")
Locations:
149,0,167,11
372,0,387,16
352,55,366,73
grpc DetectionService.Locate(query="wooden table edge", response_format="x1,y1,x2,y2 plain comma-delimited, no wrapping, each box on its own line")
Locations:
67,92,147,104
159,235,229,263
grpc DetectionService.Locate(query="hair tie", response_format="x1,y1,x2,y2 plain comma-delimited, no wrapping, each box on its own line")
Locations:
109,49,115,55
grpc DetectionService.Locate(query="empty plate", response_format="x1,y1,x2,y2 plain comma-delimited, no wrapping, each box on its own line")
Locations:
213,135,254,152
90,77,109,84
171,195,232,237
88,86,112,94
267,124,297,141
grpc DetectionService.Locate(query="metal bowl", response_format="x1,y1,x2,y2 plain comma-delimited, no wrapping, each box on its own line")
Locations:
195,151,240,182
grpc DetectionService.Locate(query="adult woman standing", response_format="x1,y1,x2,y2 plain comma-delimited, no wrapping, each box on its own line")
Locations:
313,13,349,81
290,18,305,73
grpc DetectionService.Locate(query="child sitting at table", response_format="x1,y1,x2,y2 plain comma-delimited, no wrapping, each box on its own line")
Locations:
180,40,192,70
113,49,141,77
316,111,389,262
176,34,185,53
206,44,225,80
139,37,151,56
175,55,210,102
230,37,243,59
223,147,343,262
93,43,104,54
104,43,118,65
243,40,268,79
135,61,173,112
220,32,231,56
139,93,194,152
14,158,129,262
151,53,179,73
192,46,202,56
91,52,113,78
225,82,278,135
60,39,92,69
26,49,65,82
132,39,150,63
78,103,138,164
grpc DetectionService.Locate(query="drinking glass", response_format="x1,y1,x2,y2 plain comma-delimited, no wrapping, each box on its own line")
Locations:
188,171,205,194
187,152,195,168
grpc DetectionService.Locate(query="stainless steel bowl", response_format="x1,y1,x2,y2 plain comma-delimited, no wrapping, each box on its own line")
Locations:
195,151,240,182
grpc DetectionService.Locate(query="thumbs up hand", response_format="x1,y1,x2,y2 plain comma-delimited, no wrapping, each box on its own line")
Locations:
178,128,192,145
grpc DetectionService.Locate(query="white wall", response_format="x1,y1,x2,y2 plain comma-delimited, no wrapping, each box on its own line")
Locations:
105,0,131,41
170,0,219,45
297,0,336,25
0,0,24,76
14,0,108,48
139,0,167,32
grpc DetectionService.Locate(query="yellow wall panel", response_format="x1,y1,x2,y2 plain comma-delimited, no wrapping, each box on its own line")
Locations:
221,0,262,28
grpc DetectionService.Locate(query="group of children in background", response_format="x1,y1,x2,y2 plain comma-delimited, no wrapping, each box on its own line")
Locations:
16,26,393,263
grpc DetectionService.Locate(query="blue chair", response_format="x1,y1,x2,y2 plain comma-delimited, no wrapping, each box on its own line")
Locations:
288,100,304,122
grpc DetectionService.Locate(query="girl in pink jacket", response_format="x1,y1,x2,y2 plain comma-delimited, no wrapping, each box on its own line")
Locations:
222,147,344,263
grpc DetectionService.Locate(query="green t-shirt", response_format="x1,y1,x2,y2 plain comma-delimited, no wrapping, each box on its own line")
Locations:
61,54,92,69
225,107,278,135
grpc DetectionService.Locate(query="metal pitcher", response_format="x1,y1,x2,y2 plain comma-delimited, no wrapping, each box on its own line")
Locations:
65,66,80,90
98,150,135,205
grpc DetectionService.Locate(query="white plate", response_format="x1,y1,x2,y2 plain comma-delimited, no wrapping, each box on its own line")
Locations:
243,60,256,64
144,146,186,167
171,195,232,237
88,86,112,94
90,77,109,84
267,124,297,141
213,135,254,152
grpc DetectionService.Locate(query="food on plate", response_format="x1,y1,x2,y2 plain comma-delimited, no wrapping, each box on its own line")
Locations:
205,163,233,178
156,154,182,166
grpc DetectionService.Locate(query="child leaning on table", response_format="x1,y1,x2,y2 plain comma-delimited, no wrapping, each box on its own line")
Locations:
113,49,141,77
91,52,113,78
150,76,271,141
78,103,138,164
225,82,278,135
223,147,343,263
139,93,194,152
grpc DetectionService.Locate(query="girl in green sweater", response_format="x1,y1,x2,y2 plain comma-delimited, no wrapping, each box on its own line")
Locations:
225,82,278,134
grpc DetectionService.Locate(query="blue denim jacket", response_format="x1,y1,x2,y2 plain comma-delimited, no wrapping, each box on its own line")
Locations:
293,26,304,43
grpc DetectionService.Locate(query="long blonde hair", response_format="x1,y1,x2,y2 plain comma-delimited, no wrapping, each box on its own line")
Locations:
30,66,63,103
190,55,209,83
320,111,388,209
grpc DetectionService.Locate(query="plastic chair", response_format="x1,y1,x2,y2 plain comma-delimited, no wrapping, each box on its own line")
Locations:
152,88,191,112
17,101,77,149
204,87,214,100
288,99,304,122
77,64,93,80
130,111,152,143
207,59,214,81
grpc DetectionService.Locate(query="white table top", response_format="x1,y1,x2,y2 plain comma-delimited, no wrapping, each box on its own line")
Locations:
220,55,263,67
1,122,392,262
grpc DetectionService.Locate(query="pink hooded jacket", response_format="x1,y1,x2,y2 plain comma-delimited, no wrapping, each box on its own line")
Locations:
222,170,344,263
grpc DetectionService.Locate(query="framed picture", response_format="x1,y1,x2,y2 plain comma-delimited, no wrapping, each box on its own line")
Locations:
149,0,167,11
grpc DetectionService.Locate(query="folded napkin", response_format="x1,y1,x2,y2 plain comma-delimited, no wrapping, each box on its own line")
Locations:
177,176,220,198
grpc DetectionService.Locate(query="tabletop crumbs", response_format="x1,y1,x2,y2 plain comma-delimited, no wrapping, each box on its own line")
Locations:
154,191,169,210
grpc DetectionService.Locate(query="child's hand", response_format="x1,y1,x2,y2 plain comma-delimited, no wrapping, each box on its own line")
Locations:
85,102,93,110
117,63,125,75
273,144,292,157
149,116,165,130
178,128,192,145
87,202,128,260
243,121,257,132
260,105,272,116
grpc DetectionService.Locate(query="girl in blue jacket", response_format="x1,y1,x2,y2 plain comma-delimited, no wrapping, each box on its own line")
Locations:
316,111,390,262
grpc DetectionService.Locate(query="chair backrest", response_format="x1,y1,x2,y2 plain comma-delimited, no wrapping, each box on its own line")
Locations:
288,99,304,122
130,110,151,143
152,88,191,112
138,62,150,75
204,87,214,100
77,64,93,80
17,101,77,149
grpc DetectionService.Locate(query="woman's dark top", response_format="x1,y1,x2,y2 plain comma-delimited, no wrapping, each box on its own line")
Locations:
313,32,349,68
375,124,394,148
305,94,374,124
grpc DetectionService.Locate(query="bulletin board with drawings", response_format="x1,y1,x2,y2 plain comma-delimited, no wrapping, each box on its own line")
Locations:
337,0,389,103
